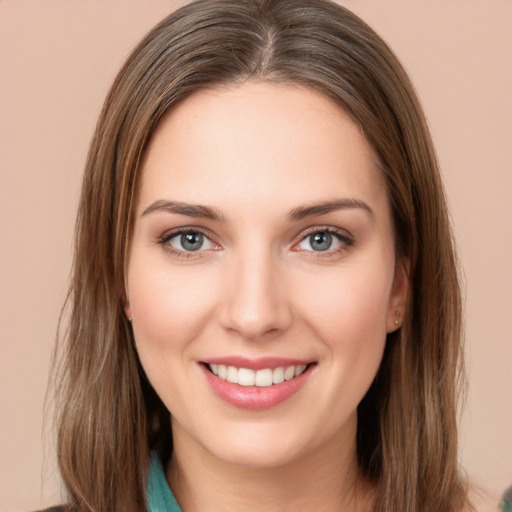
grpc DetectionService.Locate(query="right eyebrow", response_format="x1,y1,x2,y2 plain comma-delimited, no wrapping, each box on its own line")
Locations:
141,200,225,222
287,197,374,221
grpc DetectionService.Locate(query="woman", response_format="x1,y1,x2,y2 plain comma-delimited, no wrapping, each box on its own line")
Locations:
49,0,475,510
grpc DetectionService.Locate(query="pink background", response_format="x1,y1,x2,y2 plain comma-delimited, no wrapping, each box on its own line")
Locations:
0,1,511,509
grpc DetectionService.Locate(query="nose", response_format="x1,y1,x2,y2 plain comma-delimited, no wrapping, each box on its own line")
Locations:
219,250,292,340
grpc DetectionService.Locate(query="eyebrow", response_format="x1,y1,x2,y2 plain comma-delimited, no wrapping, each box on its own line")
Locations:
287,198,374,221
141,200,225,221
141,197,374,222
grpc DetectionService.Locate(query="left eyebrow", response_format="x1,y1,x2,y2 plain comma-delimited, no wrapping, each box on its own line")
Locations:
287,198,374,221
141,200,225,221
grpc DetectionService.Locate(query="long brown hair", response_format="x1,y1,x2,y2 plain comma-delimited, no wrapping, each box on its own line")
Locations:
53,0,468,510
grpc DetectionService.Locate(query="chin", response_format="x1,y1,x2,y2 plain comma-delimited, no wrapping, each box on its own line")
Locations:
196,423,322,470
210,443,304,469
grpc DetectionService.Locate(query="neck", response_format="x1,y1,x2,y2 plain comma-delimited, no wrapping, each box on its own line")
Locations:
167,417,374,512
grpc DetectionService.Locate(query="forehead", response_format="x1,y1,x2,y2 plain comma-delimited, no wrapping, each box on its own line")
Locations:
138,81,387,216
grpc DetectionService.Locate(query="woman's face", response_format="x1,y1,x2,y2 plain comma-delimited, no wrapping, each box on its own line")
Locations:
126,82,407,468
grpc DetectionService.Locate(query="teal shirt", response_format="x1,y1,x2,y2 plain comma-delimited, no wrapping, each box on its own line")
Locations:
146,455,512,512
501,486,512,512
147,453,183,512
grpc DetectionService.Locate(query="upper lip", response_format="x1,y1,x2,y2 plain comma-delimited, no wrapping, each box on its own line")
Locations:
201,356,315,371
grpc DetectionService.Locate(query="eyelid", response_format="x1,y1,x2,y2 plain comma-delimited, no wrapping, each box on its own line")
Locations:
157,226,221,257
155,224,353,257
292,225,354,252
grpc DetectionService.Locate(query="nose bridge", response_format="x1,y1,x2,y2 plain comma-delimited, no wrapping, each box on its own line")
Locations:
221,243,291,339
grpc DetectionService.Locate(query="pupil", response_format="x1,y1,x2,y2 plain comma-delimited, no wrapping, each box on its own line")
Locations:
181,232,203,251
311,232,331,251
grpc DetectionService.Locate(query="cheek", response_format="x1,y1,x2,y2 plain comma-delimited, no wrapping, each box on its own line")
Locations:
300,267,391,337
276,260,393,444
127,258,220,355
295,258,393,379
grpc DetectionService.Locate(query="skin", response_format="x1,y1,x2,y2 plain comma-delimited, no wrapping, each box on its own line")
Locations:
125,81,408,511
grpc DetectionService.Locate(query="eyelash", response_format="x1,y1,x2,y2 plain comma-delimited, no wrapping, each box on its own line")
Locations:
157,227,219,259
294,226,354,257
156,226,354,258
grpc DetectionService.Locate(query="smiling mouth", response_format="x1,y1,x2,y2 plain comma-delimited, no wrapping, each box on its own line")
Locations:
205,363,312,387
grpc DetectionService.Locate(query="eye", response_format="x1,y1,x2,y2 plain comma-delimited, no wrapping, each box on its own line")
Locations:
296,229,353,253
160,229,218,254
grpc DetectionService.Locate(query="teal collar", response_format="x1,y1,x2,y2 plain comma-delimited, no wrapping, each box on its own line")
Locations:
147,453,183,512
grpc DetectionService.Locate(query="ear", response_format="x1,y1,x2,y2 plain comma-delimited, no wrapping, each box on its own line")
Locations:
122,278,132,321
124,301,132,322
386,257,410,333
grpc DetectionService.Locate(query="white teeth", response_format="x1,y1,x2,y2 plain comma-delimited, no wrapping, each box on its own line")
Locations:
226,366,238,384
284,366,295,381
272,367,285,384
238,368,255,386
255,368,273,387
208,363,308,387
294,364,307,376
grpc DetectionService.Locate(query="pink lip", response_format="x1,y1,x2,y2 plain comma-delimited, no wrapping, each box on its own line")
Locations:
202,356,312,371
200,362,315,410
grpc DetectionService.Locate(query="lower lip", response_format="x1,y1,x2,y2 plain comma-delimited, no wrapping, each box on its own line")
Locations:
201,364,313,410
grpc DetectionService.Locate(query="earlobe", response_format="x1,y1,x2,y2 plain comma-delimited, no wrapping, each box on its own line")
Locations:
394,310,401,327
124,302,132,322
386,257,410,333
